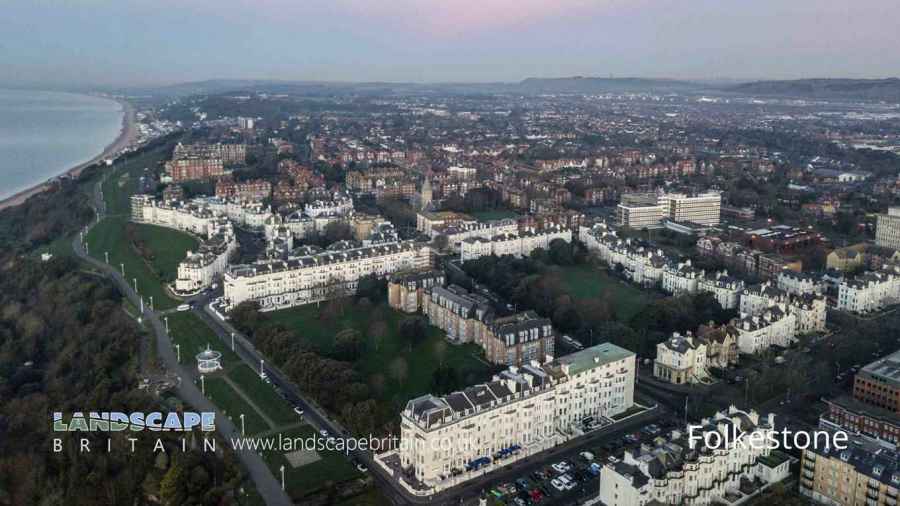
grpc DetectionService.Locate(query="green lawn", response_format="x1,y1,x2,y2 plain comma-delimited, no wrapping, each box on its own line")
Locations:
265,302,492,404
259,425,360,501
85,217,177,309
165,311,241,366
554,265,651,321
229,364,301,427
133,223,199,282
204,377,270,436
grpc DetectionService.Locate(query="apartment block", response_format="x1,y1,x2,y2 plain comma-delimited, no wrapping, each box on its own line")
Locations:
853,350,900,416
459,226,572,262
387,270,446,313
733,305,796,354
876,207,900,250
600,407,788,506
223,241,432,311
800,431,900,506
837,268,900,314
398,343,635,485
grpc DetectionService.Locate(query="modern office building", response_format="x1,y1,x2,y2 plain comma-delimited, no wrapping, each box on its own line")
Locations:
853,350,900,416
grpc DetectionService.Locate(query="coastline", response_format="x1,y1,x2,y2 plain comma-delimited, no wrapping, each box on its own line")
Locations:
0,96,138,212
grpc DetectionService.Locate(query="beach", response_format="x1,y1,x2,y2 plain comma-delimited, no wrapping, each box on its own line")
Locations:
0,96,137,211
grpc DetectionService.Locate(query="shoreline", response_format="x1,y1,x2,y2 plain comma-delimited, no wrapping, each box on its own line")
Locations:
0,96,138,212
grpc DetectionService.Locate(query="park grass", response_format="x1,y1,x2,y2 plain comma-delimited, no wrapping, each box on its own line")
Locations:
335,489,391,506
166,311,241,366
264,302,492,405
132,223,199,282
553,264,651,321
259,425,360,501
228,363,301,427
204,376,270,436
85,219,195,310
85,216,177,309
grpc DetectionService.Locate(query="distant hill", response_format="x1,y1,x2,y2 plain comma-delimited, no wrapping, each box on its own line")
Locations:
516,76,702,94
729,78,900,101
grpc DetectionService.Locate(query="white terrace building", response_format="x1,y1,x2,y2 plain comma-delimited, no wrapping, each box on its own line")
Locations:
459,226,572,262
698,271,745,310
777,270,825,296
131,195,237,294
397,343,635,486
837,268,900,314
734,305,797,354
661,260,703,295
223,241,432,311
599,407,786,506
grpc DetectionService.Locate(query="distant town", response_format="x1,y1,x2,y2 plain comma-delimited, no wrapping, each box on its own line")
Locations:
6,80,900,506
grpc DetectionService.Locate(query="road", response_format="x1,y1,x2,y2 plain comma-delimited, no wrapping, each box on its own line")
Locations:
73,176,292,506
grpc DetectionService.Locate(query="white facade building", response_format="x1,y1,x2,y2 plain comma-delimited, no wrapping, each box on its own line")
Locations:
599,407,785,506
698,271,745,310
661,260,703,295
459,226,572,262
876,207,900,250
223,241,432,311
837,268,900,314
734,305,796,354
398,343,635,486
654,332,710,385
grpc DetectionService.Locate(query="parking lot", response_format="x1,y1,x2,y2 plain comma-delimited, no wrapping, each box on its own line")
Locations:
483,420,675,505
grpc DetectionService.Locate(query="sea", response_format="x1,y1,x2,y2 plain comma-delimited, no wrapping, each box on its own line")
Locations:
0,88,124,201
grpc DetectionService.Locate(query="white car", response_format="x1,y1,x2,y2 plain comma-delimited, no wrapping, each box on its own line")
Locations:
320,429,329,438
356,463,368,473
550,479,565,492
552,462,567,473
293,407,304,416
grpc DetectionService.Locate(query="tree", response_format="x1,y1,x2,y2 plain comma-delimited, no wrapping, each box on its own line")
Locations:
323,221,353,244
399,316,428,349
159,462,185,506
368,320,389,351
334,328,362,361
389,357,409,384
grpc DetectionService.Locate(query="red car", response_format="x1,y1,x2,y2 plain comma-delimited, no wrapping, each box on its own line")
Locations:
530,489,544,502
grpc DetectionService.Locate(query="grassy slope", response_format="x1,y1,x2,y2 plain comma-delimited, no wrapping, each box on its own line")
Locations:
554,264,651,321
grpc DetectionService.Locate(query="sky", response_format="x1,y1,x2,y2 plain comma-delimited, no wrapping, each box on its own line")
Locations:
1,0,899,87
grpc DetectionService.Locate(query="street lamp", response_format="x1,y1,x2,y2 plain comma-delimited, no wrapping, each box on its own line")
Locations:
231,332,235,351
104,251,109,264
133,278,137,293
175,344,181,363
200,375,205,395
120,263,125,276
164,316,169,332
240,414,245,436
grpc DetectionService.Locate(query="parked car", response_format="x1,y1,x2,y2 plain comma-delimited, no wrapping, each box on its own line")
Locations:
580,451,595,461
550,479,565,492
293,406,304,416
